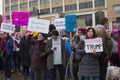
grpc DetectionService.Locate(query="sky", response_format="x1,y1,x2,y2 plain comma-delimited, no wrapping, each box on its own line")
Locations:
0,0,2,15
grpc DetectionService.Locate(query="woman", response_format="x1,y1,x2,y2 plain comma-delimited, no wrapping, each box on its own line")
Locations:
76,27,101,80
20,33,31,79
110,29,120,67
4,33,14,80
31,33,47,80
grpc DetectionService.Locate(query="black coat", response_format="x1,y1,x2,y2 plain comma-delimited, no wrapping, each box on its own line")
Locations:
20,37,31,66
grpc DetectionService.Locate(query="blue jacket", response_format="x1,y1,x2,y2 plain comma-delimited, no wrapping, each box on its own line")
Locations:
65,40,72,55
6,37,13,55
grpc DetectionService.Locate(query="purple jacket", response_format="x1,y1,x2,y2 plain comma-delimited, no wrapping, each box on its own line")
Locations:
31,40,47,69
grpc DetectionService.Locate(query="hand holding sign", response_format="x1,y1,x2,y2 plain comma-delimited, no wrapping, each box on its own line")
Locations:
85,38,103,53
92,50,96,55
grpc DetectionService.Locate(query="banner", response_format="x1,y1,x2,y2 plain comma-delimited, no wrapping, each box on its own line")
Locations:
2,13,7,23
28,18,50,34
77,19,86,28
65,15,76,32
54,18,65,30
1,23,15,33
85,38,103,53
12,12,30,26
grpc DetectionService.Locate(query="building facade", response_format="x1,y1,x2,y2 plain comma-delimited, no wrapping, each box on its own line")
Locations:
3,0,120,29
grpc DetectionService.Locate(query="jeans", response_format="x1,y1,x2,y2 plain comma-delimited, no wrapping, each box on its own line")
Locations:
0,57,4,71
99,55,108,80
82,76,99,80
4,54,12,78
50,64,65,80
30,67,35,80
34,68,46,80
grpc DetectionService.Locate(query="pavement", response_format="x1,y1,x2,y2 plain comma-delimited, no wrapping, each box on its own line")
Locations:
0,72,30,80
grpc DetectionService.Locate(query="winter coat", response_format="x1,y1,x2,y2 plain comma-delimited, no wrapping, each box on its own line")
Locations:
76,39,101,77
45,38,66,69
6,37,13,55
20,37,31,66
31,40,47,69
111,37,118,54
96,24,113,56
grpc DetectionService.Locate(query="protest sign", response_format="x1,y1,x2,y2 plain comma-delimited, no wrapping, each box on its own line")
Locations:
28,18,50,34
85,38,103,53
54,18,65,30
76,19,86,28
12,12,30,26
1,23,15,33
65,15,76,32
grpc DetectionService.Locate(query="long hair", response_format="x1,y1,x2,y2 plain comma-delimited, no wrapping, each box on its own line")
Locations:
86,27,97,38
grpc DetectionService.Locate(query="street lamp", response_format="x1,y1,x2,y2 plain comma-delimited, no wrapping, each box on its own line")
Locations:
33,7,40,19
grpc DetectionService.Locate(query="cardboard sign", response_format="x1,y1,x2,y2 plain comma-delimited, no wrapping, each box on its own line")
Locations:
85,38,103,53
54,18,65,30
77,19,86,28
65,15,76,32
28,18,50,34
1,23,15,33
12,12,30,26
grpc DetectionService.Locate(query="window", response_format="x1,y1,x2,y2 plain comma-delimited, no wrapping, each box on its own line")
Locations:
95,11,105,25
52,6,63,13
77,14,92,26
7,15,10,20
5,7,10,12
5,0,9,3
40,8,50,14
20,3,27,9
79,2,92,9
95,0,105,7
30,1,38,7
40,0,50,4
30,10,38,16
11,5,18,11
52,0,59,3
113,4,120,11
11,0,18,2
65,4,77,11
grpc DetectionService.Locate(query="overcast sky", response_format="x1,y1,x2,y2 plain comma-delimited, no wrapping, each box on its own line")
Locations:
0,0,2,15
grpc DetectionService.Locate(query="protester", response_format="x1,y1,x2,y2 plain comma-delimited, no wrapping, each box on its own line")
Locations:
4,33,14,80
76,27,101,80
45,30,66,80
110,29,120,67
72,35,80,80
0,33,3,73
15,33,21,72
95,17,113,80
20,33,31,79
31,33,47,80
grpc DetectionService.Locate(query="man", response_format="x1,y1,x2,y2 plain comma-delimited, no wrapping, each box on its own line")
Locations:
45,30,66,80
95,17,113,80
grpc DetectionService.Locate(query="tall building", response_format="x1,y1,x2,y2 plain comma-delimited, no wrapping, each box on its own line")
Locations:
3,0,120,28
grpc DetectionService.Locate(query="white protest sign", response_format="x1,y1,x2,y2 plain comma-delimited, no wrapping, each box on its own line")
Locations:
1,23,15,33
85,38,103,53
54,18,65,30
28,18,50,34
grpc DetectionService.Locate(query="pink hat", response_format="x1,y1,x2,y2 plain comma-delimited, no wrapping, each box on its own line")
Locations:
112,29,118,34
78,28,86,34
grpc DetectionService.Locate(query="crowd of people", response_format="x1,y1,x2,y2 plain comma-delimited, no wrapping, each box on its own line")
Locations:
0,17,120,80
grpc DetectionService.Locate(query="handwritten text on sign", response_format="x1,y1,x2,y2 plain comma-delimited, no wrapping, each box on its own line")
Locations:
12,12,30,26
28,18,50,34
54,18,65,30
85,38,103,53
1,23,15,33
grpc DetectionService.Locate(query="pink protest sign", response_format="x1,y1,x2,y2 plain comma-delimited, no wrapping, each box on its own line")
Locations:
12,12,30,26
2,13,7,23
